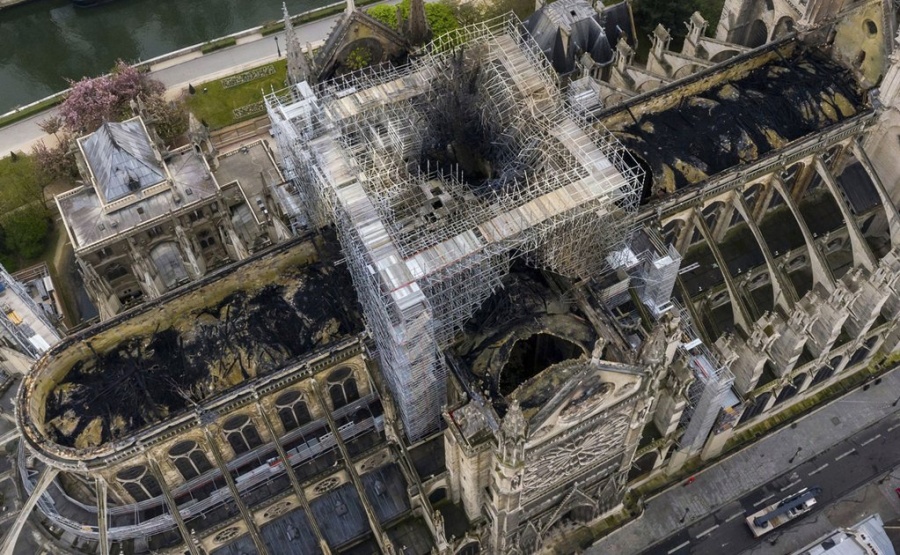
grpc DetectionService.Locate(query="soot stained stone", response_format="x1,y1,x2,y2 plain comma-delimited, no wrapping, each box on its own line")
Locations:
45,242,363,448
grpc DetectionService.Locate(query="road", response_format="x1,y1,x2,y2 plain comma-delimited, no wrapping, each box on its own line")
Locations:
642,411,900,555
0,13,342,155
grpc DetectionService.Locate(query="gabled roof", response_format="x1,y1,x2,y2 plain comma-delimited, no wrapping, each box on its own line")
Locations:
525,0,632,74
79,118,165,204
314,9,408,81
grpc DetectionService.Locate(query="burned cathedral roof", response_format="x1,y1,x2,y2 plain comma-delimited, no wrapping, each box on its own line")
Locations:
603,42,868,194
23,236,363,451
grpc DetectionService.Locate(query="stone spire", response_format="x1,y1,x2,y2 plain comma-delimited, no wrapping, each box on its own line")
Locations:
406,0,431,45
345,0,355,15
283,3,313,85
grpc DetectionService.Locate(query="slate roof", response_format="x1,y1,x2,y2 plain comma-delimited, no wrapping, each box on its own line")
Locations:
79,119,166,203
524,0,632,74
260,507,322,554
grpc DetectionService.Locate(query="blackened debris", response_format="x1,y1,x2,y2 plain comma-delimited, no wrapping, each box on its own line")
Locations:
616,49,866,194
45,247,363,448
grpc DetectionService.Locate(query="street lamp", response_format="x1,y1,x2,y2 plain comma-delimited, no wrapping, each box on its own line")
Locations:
679,507,690,524
789,446,802,464
892,393,900,407
274,36,281,57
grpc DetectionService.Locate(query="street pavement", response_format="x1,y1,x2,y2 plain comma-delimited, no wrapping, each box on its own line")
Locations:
0,12,344,155
587,366,900,555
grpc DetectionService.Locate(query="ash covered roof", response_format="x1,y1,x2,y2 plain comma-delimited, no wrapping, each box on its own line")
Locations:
40,236,363,449
609,48,867,193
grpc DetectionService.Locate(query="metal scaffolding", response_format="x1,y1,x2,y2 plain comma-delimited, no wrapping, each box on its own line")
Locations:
265,15,643,441
629,228,682,317
674,301,735,454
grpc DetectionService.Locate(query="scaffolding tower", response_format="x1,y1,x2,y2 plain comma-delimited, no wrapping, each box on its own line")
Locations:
265,15,643,441
674,301,735,454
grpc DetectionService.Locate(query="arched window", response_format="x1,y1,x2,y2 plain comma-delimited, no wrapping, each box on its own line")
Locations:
327,367,360,409
275,390,312,432
849,336,879,367
223,414,263,455
116,465,162,502
105,264,129,282
169,440,213,481
739,392,771,424
774,375,806,406
809,364,835,387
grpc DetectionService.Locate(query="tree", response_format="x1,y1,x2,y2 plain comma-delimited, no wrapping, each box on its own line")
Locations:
368,4,399,29
144,96,189,145
31,141,78,184
57,60,165,135
346,46,374,71
0,154,45,213
1,204,50,261
375,0,460,38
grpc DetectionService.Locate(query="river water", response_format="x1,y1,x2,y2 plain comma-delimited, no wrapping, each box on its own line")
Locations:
0,0,331,113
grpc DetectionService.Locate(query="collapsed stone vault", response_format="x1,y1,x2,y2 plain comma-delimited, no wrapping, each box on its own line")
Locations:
266,15,644,440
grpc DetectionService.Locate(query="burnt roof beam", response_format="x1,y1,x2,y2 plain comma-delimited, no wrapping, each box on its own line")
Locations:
770,176,836,291
731,190,799,312
814,157,878,272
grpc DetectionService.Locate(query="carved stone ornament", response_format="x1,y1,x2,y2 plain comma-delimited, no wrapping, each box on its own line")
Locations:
313,476,342,494
359,450,389,474
213,526,241,543
262,499,294,520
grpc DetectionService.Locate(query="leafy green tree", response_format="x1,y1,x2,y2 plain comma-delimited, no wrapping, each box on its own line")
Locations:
145,96,189,145
0,155,46,213
346,46,374,71
1,204,50,261
424,2,458,37
630,0,724,59
376,0,459,39
368,4,400,29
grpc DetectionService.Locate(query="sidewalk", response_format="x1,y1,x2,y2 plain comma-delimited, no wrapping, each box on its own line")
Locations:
587,366,900,554
0,13,342,156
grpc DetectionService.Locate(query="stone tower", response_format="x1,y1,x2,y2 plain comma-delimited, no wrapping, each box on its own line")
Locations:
406,0,431,45
489,400,528,553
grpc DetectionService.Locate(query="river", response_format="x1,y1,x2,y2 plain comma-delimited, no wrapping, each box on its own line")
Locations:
0,0,332,114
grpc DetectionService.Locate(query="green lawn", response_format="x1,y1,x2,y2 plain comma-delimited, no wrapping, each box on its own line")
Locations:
185,59,289,130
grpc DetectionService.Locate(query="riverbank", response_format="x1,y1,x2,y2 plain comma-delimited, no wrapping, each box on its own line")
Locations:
0,0,385,131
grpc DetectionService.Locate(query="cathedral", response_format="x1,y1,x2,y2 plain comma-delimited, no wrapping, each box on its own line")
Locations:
9,0,900,554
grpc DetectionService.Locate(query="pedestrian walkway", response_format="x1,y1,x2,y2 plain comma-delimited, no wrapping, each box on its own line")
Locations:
587,366,900,554
0,11,344,155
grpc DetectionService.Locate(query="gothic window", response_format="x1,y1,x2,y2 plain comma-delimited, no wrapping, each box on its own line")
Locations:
198,230,217,250
774,374,805,406
275,390,312,432
169,440,213,481
223,414,263,455
116,465,161,502
809,364,835,387
327,367,359,410
148,225,164,239
738,392,771,424
96,247,113,261
105,264,128,282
